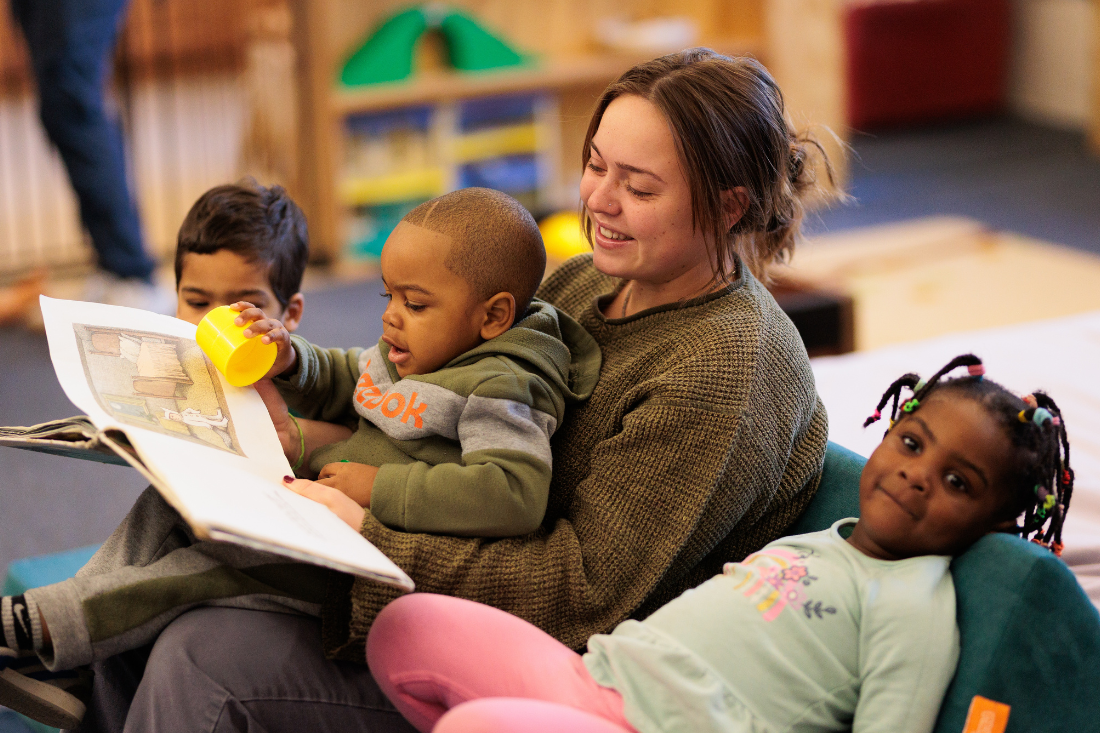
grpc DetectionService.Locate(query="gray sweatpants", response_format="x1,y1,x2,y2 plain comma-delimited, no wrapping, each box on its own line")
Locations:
25,486,327,671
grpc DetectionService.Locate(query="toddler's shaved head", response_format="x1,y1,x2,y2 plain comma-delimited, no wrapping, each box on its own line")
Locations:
403,188,546,316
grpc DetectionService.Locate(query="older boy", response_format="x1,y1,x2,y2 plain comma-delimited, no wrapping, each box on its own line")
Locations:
0,179,317,729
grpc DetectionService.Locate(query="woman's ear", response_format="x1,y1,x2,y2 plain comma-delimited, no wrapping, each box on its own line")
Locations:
281,293,305,333
479,292,516,340
721,187,750,231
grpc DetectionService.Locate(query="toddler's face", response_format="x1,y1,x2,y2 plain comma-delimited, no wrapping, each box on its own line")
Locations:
176,250,297,329
379,222,487,378
848,396,1014,560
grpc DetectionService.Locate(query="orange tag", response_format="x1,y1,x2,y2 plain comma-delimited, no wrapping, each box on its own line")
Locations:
961,695,1011,733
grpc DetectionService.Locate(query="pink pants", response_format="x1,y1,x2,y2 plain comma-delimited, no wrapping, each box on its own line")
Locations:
366,594,637,733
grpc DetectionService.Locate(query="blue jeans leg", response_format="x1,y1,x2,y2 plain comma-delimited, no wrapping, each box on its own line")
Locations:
10,0,154,281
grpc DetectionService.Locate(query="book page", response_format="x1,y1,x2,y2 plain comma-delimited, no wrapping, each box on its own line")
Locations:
39,296,413,589
41,297,286,478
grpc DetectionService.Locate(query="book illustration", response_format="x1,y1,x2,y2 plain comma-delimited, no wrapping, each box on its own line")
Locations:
74,324,243,456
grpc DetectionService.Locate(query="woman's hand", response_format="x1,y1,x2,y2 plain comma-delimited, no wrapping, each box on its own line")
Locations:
282,476,366,531
231,301,297,379
317,462,378,507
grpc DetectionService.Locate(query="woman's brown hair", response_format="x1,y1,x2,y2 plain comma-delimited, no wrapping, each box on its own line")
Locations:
582,48,842,283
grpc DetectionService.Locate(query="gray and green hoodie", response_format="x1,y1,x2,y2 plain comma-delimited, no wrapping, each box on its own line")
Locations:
275,300,601,538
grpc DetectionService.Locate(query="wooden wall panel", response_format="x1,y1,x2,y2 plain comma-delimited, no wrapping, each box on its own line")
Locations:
0,0,249,95
119,0,247,81
764,0,847,184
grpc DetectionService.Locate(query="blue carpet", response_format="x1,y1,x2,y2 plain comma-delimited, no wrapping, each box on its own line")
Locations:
807,117,1100,255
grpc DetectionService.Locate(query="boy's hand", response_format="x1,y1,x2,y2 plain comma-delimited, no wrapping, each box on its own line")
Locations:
282,476,366,531
254,379,296,458
317,462,378,507
231,301,297,378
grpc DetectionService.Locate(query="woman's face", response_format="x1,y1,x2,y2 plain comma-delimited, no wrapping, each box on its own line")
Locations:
580,94,714,292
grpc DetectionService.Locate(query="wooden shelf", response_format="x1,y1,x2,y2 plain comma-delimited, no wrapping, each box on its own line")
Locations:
332,38,764,115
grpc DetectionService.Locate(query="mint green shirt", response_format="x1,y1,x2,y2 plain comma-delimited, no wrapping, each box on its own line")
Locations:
583,519,959,733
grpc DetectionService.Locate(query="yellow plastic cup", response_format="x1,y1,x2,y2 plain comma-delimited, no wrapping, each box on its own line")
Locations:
195,305,278,387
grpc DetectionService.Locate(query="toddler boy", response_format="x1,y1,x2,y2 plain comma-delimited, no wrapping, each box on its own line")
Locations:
250,186,602,537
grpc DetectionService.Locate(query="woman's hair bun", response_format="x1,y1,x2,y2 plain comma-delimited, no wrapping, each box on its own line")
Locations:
788,143,806,185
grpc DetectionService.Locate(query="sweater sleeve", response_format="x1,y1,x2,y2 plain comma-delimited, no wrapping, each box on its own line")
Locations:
274,335,364,427
326,396,760,659
368,371,556,538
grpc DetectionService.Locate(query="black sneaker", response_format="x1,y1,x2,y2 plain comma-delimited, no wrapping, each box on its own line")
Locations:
0,647,88,729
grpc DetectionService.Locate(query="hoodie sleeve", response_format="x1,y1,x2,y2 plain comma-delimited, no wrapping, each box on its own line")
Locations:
368,368,558,537
273,335,364,426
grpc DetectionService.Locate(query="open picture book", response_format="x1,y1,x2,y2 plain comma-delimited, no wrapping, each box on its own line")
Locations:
0,296,414,591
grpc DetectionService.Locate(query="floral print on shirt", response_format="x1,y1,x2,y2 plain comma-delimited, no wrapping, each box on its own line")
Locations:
723,548,837,622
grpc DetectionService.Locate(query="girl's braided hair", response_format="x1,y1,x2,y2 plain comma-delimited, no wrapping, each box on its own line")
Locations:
863,354,1073,555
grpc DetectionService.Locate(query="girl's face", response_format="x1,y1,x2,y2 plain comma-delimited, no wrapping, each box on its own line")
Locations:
848,395,1015,560
580,94,716,295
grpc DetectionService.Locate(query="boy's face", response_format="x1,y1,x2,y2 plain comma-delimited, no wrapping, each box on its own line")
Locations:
379,222,489,378
176,250,301,331
848,396,1015,560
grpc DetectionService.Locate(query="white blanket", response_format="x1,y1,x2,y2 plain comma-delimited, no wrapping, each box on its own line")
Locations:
812,310,1100,608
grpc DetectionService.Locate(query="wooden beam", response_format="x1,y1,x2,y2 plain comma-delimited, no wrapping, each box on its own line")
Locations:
763,0,848,186
290,0,340,263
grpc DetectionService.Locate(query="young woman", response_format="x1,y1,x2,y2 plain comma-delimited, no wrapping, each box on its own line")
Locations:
73,48,842,732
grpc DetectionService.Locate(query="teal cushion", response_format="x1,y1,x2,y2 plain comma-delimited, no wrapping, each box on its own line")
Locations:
933,533,1100,732
787,441,863,535
2,544,101,596
786,442,1100,730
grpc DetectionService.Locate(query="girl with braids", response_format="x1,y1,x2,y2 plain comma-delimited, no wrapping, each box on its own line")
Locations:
860,353,1072,556
363,354,1074,733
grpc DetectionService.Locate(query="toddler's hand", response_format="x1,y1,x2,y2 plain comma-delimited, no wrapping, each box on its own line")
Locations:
282,476,366,531
317,462,379,507
231,301,296,378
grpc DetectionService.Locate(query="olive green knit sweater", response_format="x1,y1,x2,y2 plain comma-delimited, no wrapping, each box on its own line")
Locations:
321,255,828,660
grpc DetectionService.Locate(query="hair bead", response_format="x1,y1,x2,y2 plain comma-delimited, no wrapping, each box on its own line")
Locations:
1032,407,1053,426
1018,410,1029,423
902,398,919,413
1023,394,1038,408
968,364,986,377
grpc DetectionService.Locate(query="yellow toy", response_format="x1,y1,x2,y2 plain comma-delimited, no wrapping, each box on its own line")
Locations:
195,305,278,387
538,211,590,262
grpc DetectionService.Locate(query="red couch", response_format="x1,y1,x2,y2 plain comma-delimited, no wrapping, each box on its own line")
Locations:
844,0,1011,129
